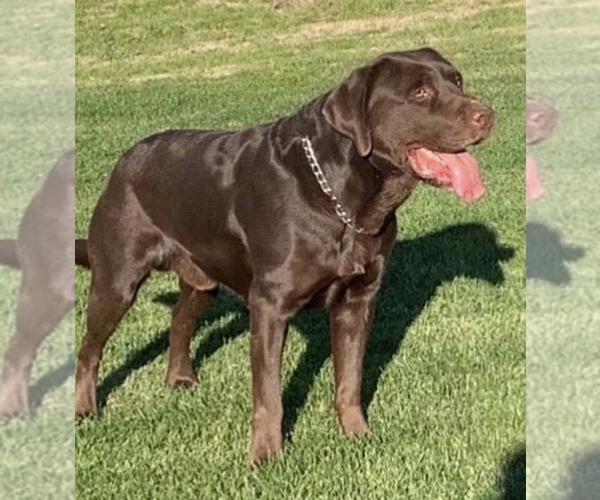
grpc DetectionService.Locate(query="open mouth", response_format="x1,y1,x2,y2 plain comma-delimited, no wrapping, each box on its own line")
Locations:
406,147,485,203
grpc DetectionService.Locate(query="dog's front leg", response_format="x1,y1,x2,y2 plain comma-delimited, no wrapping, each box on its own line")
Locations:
330,256,386,436
248,291,292,465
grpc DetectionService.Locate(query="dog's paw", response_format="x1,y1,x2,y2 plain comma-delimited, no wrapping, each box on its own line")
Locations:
75,392,98,421
338,406,369,436
166,373,197,389
0,404,29,422
166,364,198,389
249,422,283,465
0,386,29,421
75,408,97,422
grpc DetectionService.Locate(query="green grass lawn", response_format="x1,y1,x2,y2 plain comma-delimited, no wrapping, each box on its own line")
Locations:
526,1,600,499
75,1,525,498
0,1,74,499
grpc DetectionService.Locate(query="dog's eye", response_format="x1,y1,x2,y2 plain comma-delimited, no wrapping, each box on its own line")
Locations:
414,87,429,100
454,76,462,88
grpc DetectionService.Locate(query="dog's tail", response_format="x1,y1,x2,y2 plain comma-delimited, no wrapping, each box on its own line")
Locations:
75,239,90,268
1,239,91,269
0,239,20,269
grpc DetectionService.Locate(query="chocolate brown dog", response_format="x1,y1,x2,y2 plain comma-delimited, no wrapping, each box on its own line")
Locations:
0,149,75,419
75,48,494,464
526,95,558,201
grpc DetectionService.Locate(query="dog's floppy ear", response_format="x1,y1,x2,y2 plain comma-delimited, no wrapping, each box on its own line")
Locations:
323,66,373,157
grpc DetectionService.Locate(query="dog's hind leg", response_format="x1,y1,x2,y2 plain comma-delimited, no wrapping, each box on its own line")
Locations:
0,273,73,419
74,188,166,418
166,277,217,388
74,245,153,419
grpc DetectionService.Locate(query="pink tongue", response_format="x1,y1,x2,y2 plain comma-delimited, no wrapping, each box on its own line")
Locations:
526,154,545,202
435,151,485,203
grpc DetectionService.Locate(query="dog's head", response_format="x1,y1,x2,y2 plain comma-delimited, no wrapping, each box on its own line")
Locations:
526,95,558,202
526,95,558,146
323,47,495,203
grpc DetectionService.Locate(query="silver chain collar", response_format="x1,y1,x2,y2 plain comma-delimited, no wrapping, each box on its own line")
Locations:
300,136,364,234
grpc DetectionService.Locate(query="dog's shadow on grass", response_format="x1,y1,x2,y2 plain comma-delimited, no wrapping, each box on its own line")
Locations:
96,293,248,410
497,445,525,500
563,446,600,499
29,355,76,411
98,222,514,436
285,222,513,436
526,222,584,285
505,445,600,499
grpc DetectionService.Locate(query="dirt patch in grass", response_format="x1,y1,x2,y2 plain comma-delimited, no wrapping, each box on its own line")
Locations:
201,63,242,79
271,0,318,10
78,41,251,71
276,1,522,43
527,0,599,15
127,63,243,84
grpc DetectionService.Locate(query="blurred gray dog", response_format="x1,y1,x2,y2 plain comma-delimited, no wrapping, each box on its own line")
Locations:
0,150,74,419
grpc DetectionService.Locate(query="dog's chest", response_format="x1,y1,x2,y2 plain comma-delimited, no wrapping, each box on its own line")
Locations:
335,234,374,279
303,237,377,309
